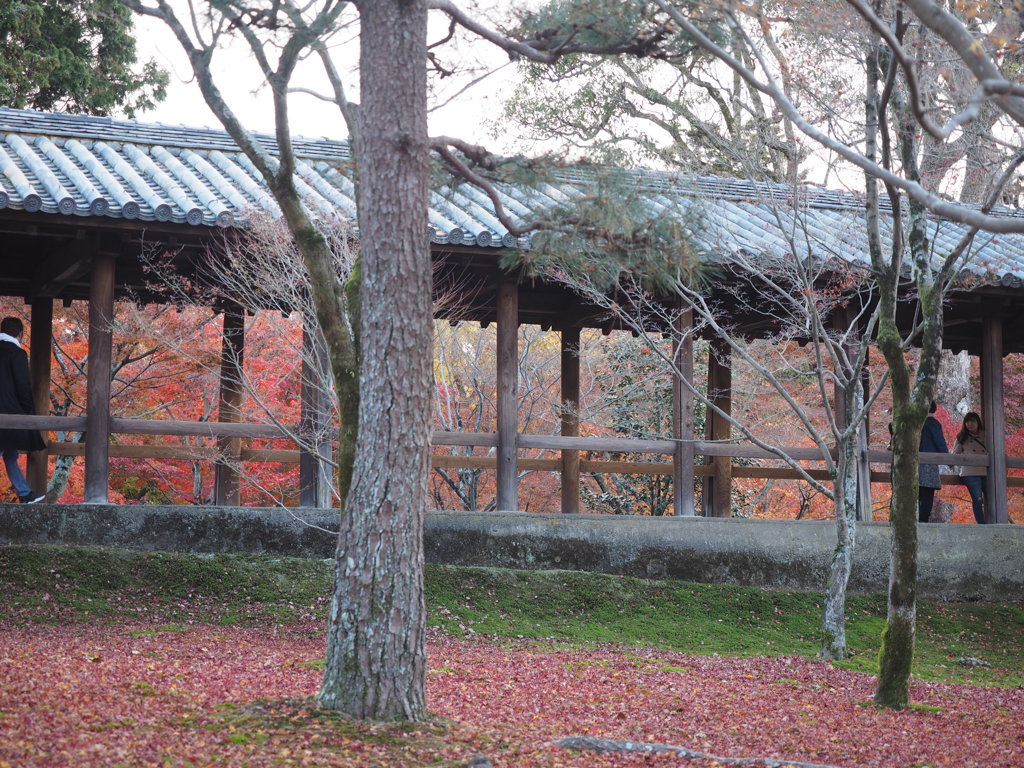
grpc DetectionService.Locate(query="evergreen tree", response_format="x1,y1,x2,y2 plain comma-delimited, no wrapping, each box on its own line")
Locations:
0,0,166,115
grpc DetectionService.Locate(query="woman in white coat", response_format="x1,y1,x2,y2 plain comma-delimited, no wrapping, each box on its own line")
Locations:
952,412,987,524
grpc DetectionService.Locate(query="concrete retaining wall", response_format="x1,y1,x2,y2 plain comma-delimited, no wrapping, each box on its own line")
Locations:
1,504,1020,602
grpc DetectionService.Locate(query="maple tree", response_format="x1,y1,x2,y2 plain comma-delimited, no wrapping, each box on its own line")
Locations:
0,296,313,506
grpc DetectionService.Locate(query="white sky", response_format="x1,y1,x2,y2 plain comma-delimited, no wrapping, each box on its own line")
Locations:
133,3,520,151
129,3,868,191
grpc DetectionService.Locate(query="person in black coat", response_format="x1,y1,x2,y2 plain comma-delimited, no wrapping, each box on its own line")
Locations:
918,400,949,523
0,317,46,503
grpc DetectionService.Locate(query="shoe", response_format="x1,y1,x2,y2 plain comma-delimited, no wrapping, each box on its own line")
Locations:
19,493,45,504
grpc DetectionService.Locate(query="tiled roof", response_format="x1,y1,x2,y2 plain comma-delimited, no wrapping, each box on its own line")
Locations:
1,107,1023,281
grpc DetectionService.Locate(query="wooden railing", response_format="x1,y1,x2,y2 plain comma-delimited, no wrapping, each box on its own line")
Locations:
5,414,1023,486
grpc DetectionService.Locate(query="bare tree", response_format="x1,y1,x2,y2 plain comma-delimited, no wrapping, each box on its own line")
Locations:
442,0,1022,707
542,175,886,660
433,322,583,512
125,212,354,507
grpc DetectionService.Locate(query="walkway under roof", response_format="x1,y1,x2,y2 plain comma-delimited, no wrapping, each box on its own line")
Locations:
0,107,1022,522
1,107,1024,351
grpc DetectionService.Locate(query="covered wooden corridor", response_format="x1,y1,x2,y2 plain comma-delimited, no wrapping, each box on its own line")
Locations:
1,107,1022,521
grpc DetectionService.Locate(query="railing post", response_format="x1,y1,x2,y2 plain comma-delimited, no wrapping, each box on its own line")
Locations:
27,297,52,495
672,304,695,516
560,327,581,513
702,341,732,517
981,313,1007,524
84,251,115,503
299,318,334,508
495,276,519,511
214,304,245,506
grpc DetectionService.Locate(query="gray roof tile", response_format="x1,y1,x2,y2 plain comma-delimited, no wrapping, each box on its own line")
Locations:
1,107,1024,283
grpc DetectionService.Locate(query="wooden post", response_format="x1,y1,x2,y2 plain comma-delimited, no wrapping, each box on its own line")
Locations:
495,277,519,511
84,252,115,503
981,313,1007,524
857,347,873,521
560,327,581,514
834,305,872,521
702,341,732,517
672,305,695,516
214,305,245,506
300,319,334,508
27,297,52,494
856,421,873,521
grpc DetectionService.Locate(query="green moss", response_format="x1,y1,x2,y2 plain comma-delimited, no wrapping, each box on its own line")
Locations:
874,615,916,708
1,544,1022,689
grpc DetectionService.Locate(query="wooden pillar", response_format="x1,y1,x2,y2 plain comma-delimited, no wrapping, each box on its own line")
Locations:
300,319,334,508
981,313,1007,524
672,305,695,516
857,347,873,521
214,305,245,507
560,327,581,513
84,252,115,503
27,297,52,494
702,341,732,517
495,277,519,511
855,419,873,521
834,306,872,521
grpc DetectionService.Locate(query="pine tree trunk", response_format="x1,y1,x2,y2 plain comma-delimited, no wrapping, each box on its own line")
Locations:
318,0,431,721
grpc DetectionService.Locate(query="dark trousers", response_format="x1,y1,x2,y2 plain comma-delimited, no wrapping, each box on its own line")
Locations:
918,486,936,523
962,476,987,524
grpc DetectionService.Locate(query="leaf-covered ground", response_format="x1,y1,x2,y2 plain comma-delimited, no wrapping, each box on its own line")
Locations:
1,620,1021,768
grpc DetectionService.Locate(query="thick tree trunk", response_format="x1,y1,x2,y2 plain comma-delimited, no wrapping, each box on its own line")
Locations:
318,0,430,721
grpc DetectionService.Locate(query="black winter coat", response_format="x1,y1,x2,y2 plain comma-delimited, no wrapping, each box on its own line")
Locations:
0,339,46,451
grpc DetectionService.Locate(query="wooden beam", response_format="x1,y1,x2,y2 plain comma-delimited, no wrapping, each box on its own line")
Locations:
672,305,695,515
27,297,52,493
981,314,1008,524
109,418,285,438
560,327,581,513
518,434,676,453
84,252,115,503
32,232,93,298
49,440,1014,488
432,430,498,447
53,442,219,460
495,276,519,511
214,304,245,506
1,414,86,430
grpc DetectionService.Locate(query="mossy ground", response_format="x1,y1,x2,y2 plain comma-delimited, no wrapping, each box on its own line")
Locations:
1,544,1020,688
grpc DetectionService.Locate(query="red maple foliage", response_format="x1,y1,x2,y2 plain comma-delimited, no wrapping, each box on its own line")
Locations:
4,294,1024,520
0,621,1019,768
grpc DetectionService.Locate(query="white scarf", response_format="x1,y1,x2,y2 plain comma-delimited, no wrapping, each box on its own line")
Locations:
0,332,21,348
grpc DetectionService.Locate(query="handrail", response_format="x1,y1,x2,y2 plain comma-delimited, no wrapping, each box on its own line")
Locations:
6,413,1014,471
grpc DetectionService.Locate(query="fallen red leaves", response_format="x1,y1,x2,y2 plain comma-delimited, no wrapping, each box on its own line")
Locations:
0,621,1019,768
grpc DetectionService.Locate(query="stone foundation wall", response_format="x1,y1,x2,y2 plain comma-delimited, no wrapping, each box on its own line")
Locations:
1,505,1020,602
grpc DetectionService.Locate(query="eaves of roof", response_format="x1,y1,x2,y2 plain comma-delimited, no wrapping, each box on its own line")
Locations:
2,107,1024,283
